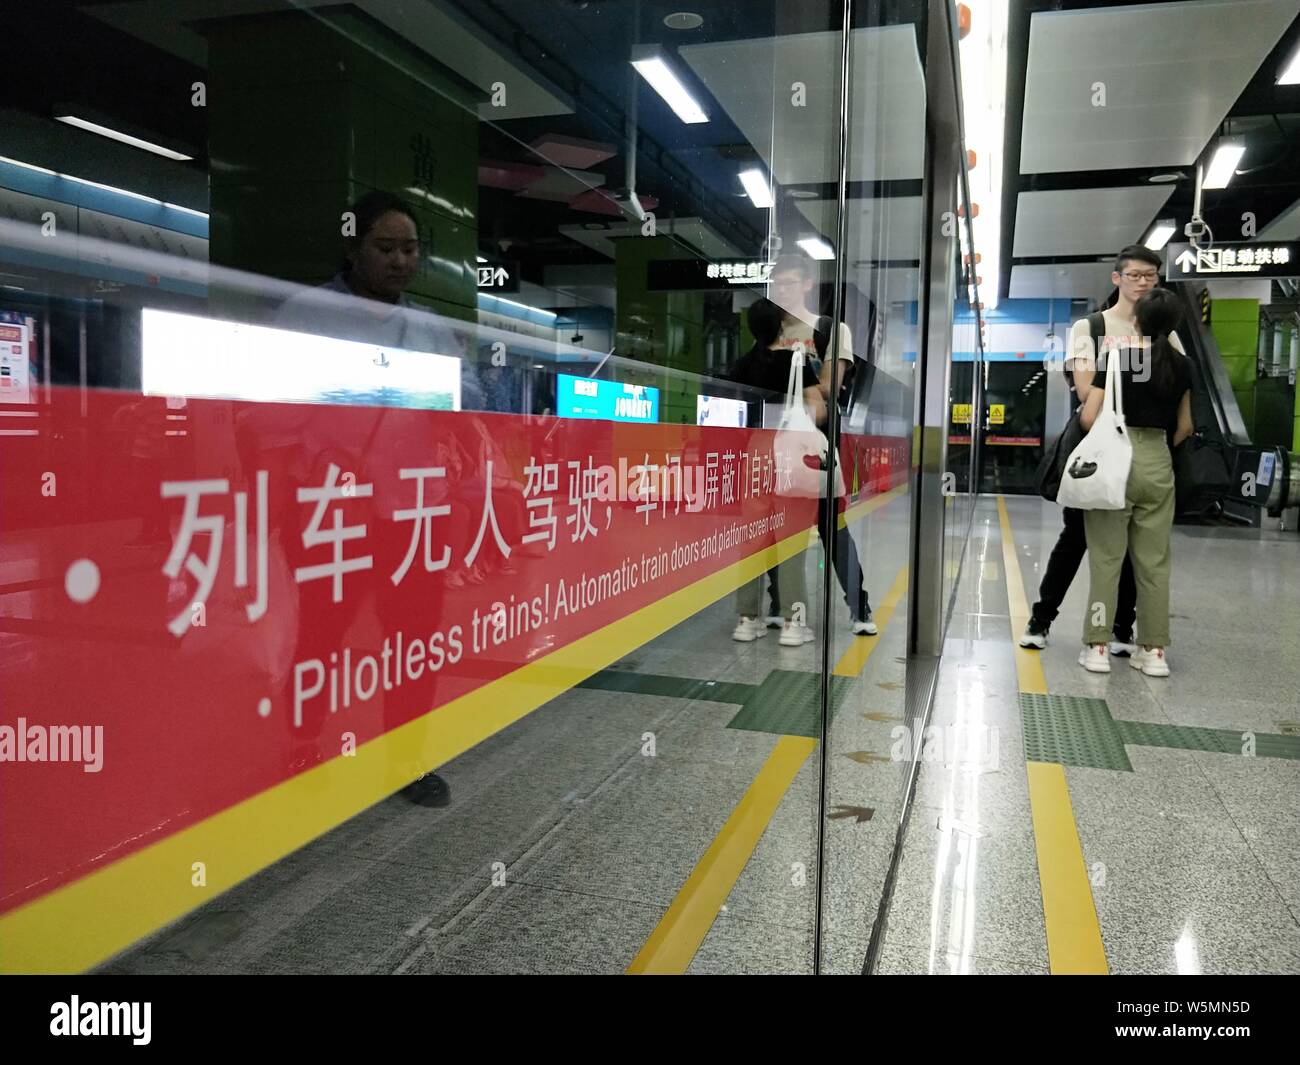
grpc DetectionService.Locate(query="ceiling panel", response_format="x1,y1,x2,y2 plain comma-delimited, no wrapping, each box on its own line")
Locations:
793,196,925,260
88,0,575,121
680,25,926,185
1010,262,1116,302
1020,0,1300,175
1013,185,1174,257
1260,196,1300,240
558,217,740,260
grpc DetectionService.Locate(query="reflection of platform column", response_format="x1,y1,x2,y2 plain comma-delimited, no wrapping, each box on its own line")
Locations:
204,9,477,321
616,236,705,424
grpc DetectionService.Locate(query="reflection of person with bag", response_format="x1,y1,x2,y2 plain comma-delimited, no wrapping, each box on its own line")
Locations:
1075,288,1193,676
729,299,824,646
812,318,876,635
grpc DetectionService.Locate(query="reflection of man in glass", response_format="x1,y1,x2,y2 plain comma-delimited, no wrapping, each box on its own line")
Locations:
770,254,853,401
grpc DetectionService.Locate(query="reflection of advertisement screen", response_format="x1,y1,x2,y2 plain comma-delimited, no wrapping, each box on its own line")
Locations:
696,394,746,427
141,308,462,410
557,374,659,423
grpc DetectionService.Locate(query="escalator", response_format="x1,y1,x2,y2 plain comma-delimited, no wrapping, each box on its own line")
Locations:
1169,282,1299,523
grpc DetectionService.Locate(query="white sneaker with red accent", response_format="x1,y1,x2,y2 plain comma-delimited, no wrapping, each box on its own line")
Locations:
1078,644,1111,673
732,617,767,642
1130,646,1170,677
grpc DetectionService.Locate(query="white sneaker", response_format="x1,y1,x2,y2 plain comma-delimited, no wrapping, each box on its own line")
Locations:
1109,640,1137,657
732,617,767,642
764,615,784,629
779,621,815,646
1078,644,1111,673
852,616,878,636
1130,646,1170,677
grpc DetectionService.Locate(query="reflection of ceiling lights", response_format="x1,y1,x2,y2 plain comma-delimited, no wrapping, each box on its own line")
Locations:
738,167,773,209
0,154,207,216
787,189,818,199
959,1,1008,312
1202,138,1246,190
631,51,708,124
798,237,835,260
56,115,192,161
1148,171,1184,183
663,12,704,30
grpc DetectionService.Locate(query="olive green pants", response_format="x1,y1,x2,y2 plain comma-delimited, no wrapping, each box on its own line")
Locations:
738,550,807,622
1082,426,1175,647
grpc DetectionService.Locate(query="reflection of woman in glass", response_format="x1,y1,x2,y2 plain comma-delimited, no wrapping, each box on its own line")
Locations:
273,190,481,409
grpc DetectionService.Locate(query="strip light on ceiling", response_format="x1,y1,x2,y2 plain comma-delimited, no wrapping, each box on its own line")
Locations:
1278,44,1300,84
1202,138,1246,190
1144,218,1176,251
631,54,709,124
56,115,193,161
738,167,773,209
798,237,835,261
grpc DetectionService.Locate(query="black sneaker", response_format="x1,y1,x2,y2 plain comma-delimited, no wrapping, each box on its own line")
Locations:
399,772,451,808
1019,617,1049,649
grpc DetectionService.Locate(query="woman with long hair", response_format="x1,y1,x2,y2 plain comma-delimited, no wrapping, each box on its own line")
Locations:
1078,287,1194,676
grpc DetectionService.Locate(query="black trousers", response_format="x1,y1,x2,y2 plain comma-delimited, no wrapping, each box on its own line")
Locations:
766,495,871,622
1032,506,1136,640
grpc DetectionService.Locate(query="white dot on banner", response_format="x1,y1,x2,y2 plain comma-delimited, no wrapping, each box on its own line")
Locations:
65,559,100,603
257,698,272,718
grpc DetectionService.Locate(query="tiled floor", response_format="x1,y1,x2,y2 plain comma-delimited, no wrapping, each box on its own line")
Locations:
99,494,1300,975
879,496,1300,976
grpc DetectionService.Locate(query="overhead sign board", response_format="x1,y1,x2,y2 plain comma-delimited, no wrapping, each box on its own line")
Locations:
647,260,775,291
1166,241,1299,281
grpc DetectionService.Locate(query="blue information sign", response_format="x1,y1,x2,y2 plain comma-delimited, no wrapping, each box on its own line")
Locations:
556,374,660,423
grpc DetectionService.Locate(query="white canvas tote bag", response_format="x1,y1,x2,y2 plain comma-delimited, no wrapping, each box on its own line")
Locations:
1055,346,1132,510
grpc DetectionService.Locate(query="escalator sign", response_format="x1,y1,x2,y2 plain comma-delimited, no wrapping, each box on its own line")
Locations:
1167,241,1300,280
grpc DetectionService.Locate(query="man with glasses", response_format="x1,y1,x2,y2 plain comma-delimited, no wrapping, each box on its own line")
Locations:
1020,243,1186,655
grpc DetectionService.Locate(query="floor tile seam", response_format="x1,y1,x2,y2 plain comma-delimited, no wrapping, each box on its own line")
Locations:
392,877,675,974
1173,742,1299,922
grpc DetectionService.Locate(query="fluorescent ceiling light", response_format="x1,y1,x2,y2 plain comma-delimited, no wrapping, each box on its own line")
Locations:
631,55,708,124
1278,45,1300,84
56,116,192,161
1144,218,1176,251
798,237,834,261
476,256,487,263
738,167,773,209
1202,139,1245,190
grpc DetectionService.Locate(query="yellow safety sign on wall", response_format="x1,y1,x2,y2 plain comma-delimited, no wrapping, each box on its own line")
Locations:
952,403,972,424
989,404,1005,425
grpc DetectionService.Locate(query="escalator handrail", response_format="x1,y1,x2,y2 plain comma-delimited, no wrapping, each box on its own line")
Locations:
1170,283,1253,447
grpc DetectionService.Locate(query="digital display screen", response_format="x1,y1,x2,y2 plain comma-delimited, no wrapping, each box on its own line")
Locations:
556,373,659,423
141,308,463,410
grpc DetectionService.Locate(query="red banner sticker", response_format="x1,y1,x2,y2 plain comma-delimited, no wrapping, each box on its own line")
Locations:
0,388,907,912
